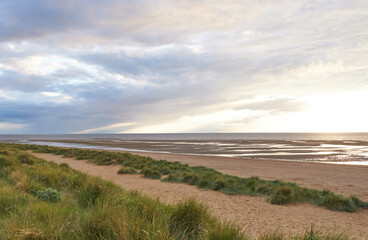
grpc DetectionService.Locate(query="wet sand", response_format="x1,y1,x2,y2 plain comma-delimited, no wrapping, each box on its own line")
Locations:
30,151,368,239
30,138,368,162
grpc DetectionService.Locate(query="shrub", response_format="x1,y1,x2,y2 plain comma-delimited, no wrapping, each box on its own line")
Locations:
35,187,61,203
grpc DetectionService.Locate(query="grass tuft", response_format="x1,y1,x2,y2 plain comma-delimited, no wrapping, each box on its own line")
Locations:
170,199,208,239
270,186,300,205
207,222,248,240
141,167,162,179
320,193,356,212
117,166,138,174
76,181,104,207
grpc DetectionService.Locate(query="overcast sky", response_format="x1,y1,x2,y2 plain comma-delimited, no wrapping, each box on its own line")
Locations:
0,0,368,134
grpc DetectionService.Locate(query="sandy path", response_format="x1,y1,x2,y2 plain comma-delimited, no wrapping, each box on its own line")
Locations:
31,152,368,239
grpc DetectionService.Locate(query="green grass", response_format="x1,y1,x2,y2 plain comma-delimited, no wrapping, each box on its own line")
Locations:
12,143,368,213
117,166,138,174
0,143,358,239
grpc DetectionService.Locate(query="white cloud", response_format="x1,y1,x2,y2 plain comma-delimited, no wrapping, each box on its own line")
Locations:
0,90,15,100
125,109,258,133
41,91,73,103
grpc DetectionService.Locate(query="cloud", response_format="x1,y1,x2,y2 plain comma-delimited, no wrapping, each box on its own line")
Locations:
0,122,28,133
0,70,48,92
234,97,306,113
0,0,367,133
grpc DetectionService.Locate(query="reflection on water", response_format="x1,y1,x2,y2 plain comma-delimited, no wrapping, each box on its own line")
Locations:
2,133,368,165
20,139,368,165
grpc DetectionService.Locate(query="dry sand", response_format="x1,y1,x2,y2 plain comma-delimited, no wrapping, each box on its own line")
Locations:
30,151,368,239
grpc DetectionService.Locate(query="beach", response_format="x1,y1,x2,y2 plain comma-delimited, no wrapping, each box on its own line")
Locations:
27,138,368,200
26,137,368,163
30,147,368,239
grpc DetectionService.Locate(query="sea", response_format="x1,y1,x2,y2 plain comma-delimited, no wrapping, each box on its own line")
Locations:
1,133,368,165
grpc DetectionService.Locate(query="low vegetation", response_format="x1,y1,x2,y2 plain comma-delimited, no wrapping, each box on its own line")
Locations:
117,166,138,174
0,143,358,239
13,143,368,213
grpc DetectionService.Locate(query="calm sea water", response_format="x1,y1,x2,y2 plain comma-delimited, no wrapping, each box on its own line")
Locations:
1,133,368,165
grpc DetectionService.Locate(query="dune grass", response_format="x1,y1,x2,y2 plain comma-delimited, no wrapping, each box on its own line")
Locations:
0,143,358,239
14,143,368,213
117,166,138,174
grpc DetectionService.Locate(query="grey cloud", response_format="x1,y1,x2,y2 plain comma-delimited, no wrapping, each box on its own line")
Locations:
0,99,120,133
0,0,88,42
0,70,48,92
78,47,213,78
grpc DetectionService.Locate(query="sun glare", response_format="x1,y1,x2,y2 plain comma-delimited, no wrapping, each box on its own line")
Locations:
284,89,368,133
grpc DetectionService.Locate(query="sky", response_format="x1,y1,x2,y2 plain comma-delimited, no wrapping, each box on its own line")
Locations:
0,0,368,134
